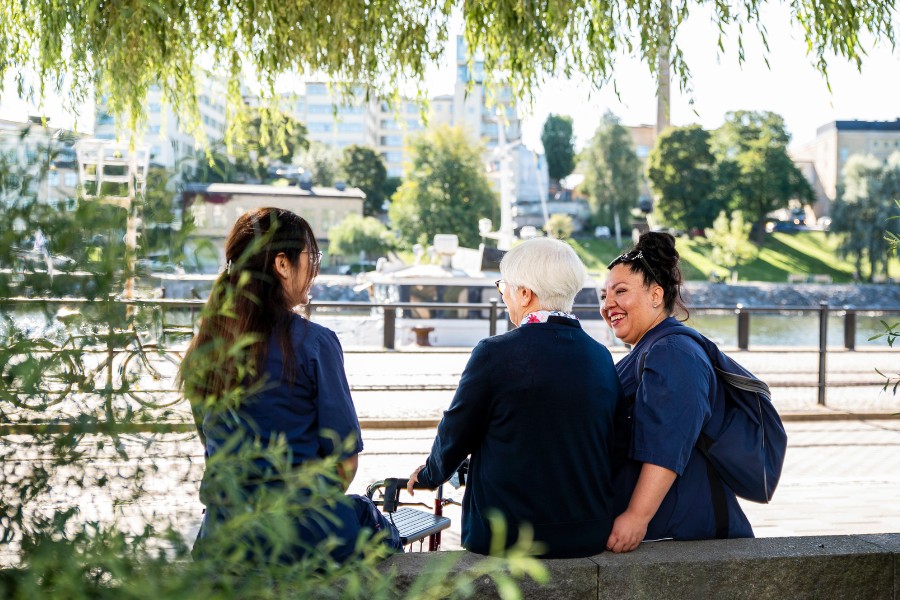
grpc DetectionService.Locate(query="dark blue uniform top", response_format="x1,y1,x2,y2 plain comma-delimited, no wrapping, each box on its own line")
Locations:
612,317,753,541
417,316,623,558
199,314,365,561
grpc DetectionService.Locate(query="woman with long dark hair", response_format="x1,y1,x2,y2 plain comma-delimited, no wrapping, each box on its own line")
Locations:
180,207,399,564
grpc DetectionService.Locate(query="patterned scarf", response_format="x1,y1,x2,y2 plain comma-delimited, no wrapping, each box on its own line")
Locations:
519,310,579,326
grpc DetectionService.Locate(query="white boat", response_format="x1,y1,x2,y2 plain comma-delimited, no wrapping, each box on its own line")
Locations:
357,245,615,348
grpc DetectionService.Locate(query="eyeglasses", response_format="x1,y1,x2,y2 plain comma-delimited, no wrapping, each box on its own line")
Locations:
302,250,323,266
607,250,658,282
495,279,507,297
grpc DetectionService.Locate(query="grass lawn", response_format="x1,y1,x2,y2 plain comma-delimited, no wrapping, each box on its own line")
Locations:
385,231,898,284
571,231,900,283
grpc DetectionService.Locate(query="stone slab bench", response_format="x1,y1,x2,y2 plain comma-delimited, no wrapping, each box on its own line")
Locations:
383,534,900,599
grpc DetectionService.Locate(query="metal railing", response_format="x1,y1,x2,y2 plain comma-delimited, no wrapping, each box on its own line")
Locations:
2,296,898,411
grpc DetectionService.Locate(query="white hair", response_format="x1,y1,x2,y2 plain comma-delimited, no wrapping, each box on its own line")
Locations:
500,238,586,312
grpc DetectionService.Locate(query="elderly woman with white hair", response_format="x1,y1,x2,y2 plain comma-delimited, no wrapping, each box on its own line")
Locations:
407,238,623,558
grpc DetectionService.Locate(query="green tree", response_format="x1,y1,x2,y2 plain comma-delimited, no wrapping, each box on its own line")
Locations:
581,111,641,247
231,108,309,183
137,166,198,268
4,2,892,148
340,146,388,216
185,109,307,185
647,125,721,231
327,214,392,260
297,142,340,187
389,126,497,248
831,153,900,281
707,210,759,281
541,114,576,188
713,111,813,243
544,214,574,240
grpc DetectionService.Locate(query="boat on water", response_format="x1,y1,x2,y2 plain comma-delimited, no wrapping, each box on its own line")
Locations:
355,240,614,348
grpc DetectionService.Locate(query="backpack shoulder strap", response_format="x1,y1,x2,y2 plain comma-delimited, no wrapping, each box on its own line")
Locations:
635,325,706,379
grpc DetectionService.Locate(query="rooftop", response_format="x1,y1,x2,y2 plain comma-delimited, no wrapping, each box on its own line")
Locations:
817,118,900,135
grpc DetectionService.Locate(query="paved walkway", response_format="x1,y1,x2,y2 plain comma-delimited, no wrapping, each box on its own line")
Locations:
343,348,900,425
353,419,900,550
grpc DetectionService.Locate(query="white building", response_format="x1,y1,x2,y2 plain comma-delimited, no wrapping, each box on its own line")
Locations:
448,36,521,151
0,118,82,212
376,99,425,178
289,83,376,152
94,75,227,169
794,119,900,217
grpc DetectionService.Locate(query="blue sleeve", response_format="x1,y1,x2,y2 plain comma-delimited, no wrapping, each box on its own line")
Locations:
418,341,493,487
312,328,363,460
631,337,712,475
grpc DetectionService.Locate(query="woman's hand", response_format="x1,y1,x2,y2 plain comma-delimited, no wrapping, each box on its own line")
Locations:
407,465,425,495
606,510,649,553
606,463,678,553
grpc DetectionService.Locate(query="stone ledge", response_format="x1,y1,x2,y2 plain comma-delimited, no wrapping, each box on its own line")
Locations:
382,534,900,599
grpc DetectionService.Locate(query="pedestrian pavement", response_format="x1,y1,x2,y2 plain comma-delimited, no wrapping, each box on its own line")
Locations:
352,419,900,551
342,348,900,427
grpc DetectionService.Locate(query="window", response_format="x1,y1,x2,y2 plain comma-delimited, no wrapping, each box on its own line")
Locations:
151,145,162,159
636,146,649,158
406,119,421,130
191,204,207,227
380,135,403,146
839,148,849,162
149,103,162,113
149,125,161,135
384,151,403,163
380,119,398,129
48,171,60,187
212,205,226,228
307,122,332,133
338,122,364,133
307,83,328,95
64,172,78,187
308,104,333,114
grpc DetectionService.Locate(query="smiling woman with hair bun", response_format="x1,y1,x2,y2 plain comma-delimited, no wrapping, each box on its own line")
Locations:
601,231,753,552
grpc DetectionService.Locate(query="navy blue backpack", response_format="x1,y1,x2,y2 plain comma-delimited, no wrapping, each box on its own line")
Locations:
637,325,787,504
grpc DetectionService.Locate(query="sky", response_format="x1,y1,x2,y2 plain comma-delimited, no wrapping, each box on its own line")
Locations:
2,2,898,152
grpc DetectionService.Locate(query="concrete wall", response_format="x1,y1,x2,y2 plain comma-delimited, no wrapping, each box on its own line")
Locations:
383,534,900,599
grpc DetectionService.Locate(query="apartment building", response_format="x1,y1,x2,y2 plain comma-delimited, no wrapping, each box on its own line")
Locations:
94,75,227,169
290,83,377,152
794,119,900,216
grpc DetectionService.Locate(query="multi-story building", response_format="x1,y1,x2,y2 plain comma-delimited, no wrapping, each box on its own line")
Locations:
795,119,900,217
0,117,81,213
450,36,521,150
428,95,454,129
94,75,227,169
375,99,425,178
290,83,376,152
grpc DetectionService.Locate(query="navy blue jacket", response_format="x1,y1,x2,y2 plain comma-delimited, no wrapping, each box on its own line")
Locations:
612,317,753,541
417,316,623,558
